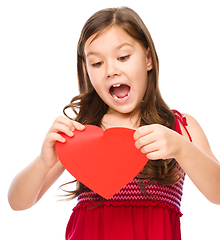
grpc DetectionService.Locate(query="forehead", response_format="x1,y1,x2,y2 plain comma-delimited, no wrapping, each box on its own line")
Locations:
84,26,137,56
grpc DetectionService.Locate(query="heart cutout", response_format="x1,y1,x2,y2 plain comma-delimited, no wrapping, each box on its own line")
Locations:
56,125,148,199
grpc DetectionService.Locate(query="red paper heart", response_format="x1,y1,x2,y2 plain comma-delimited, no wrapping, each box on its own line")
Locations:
56,125,148,199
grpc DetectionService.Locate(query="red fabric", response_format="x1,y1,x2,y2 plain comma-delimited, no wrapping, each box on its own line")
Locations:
65,110,190,240
66,204,181,240
173,110,192,142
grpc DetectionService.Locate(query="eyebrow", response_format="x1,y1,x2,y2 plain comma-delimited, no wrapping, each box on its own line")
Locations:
86,42,133,57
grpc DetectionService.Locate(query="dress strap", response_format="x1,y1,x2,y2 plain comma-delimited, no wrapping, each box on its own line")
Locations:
172,110,192,142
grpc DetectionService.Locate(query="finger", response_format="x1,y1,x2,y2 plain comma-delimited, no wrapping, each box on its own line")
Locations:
146,150,163,160
133,125,154,141
72,121,85,131
45,132,66,146
139,141,159,155
55,116,74,129
53,117,85,133
134,132,156,150
50,122,74,137
142,140,170,160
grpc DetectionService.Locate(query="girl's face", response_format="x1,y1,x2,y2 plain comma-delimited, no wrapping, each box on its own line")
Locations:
84,26,152,116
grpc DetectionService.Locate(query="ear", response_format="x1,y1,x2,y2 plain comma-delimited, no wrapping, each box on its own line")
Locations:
146,47,153,71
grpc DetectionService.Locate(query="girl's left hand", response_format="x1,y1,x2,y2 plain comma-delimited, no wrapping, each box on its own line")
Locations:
133,124,183,160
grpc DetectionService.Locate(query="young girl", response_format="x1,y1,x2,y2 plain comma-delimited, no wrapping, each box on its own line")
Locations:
8,7,220,240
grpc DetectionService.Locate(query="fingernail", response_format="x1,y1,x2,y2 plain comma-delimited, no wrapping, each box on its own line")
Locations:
70,131,74,136
79,125,85,130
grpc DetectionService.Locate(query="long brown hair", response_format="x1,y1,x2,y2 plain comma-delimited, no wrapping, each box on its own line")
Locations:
60,7,184,200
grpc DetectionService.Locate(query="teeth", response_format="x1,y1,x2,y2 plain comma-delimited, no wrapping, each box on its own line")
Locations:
112,92,118,99
112,84,121,88
111,92,129,100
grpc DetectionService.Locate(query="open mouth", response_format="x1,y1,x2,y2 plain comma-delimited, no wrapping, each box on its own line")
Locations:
109,84,130,100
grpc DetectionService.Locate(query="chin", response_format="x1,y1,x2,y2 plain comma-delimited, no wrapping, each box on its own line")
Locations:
111,106,138,115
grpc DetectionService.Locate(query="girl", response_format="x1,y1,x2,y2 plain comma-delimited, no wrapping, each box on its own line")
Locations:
8,7,220,240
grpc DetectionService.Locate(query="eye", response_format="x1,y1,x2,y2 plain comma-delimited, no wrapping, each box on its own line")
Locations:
118,55,130,62
92,61,103,68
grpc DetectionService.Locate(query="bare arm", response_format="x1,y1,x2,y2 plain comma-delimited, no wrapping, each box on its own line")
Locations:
134,114,220,204
8,157,65,210
8,116,85,211
176,114,220,204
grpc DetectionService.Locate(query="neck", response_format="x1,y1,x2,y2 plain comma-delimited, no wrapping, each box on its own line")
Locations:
101,110,141,130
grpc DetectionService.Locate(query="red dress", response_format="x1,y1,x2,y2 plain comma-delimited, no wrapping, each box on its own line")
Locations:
65,111,192,240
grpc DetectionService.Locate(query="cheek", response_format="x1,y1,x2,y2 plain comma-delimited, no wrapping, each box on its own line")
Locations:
132,62,148,85
85,62,106,95
85,67,98,88
86,64,103,85
136,69,148,95
87,73,103,95
89,75,100,90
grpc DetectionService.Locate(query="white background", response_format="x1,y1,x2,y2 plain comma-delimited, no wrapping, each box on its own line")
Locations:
1,0,220,239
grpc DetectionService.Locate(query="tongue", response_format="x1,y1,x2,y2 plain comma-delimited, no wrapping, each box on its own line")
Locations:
112,85,130,98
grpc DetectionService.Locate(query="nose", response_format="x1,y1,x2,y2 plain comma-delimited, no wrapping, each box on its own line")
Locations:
106,60,121,78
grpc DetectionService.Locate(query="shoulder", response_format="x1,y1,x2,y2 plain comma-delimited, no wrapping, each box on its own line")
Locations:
183,113,218,161
183,113,203,138
183,113,207,142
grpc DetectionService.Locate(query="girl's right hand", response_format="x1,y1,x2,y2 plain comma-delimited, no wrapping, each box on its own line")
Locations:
39,116,85,169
